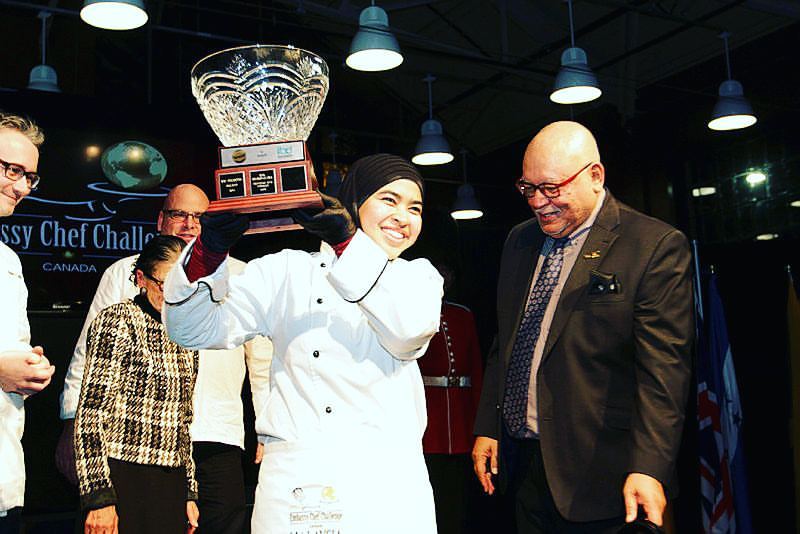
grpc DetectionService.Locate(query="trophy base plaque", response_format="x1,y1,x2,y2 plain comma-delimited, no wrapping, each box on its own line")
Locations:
207,140,323,235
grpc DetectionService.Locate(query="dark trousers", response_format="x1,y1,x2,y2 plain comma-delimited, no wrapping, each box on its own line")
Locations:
425,453,475,534
0,508,21,534
511,439,624,534
108,458,186,534
193,441,247,534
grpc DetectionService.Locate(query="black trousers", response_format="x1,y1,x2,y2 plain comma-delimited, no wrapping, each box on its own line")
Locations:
511,439,624,534
108,458,186,534
425,453,474,534
193,441,247,534
0,508,21,534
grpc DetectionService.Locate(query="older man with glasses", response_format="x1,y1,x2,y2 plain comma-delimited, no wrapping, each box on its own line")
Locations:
57,184,272,534
0,111,56,534
472,121,693,534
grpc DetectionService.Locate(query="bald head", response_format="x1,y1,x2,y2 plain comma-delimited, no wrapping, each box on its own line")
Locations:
524,121,600,175
521,121,605,238
157,183,210,243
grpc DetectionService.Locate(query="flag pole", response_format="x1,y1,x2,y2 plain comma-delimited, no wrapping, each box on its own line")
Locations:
691,239,704,323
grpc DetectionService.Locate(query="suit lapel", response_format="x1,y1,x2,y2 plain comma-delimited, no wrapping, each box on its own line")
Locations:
541,193,620,362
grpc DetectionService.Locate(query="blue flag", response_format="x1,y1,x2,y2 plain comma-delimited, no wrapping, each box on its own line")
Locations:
698,274,753,533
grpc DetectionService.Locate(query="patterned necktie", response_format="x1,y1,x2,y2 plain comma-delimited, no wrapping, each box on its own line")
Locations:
503,238,568,437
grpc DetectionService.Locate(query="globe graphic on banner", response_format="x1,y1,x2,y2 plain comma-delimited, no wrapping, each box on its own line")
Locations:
100,141,167,191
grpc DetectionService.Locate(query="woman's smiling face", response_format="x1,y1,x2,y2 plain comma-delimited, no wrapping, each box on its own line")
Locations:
357,179,423,259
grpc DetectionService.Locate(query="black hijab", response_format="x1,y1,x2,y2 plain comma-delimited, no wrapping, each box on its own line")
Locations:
336,154,425,227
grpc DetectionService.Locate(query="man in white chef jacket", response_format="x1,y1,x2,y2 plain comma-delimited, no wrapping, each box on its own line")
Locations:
0,111,56,534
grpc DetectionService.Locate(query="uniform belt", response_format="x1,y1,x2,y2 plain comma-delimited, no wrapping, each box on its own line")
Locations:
422,375,472,387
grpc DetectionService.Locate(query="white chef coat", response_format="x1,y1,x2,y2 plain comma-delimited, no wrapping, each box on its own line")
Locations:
163,230,443,533
0,242,32,514
60,254,271,449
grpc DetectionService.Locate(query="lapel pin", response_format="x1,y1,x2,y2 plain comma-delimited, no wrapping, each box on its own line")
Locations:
583,250,601,259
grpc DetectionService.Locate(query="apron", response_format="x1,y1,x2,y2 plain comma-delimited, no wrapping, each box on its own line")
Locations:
253,436,436,533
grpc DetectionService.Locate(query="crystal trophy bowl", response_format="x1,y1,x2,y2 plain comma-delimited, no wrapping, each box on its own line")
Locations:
191,45,329,146
190,45,329,233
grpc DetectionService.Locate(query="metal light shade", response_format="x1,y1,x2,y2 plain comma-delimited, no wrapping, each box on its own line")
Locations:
81,0,148,30
28,64,60,92
412,119,453,165
550,47,602,105
346,6,403,72
707,79,757,131
451,183,483,220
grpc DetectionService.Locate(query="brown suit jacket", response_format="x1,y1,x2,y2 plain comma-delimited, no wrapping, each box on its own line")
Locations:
474,192,694,521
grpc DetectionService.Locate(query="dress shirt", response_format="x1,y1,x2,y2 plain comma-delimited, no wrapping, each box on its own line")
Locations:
0,242,31,514
163,230,443,447
61,254,271,449
525,189,606,435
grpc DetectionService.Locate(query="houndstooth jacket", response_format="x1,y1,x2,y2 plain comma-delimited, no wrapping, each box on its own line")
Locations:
74,296,199,511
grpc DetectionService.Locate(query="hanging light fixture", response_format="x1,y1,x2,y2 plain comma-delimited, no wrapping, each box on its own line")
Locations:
28,11,60,92
412,75,453,166
80,0,148,31
346,2,403,72
451,149,483,220
550,0,601,105
708,32,756,131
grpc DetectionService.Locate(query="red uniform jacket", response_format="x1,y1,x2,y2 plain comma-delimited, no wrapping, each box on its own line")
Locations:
419,301,483,454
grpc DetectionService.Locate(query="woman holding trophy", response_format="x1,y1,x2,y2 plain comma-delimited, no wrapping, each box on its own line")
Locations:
163,154,442,533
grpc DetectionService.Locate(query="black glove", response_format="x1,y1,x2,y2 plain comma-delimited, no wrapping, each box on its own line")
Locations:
293,192,356,246
199,212,250,253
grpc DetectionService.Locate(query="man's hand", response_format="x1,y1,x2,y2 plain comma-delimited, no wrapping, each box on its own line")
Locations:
198,213,249,254
255,442,264,464
84,504,118,534
292,192,355,247
0,348,55,396
623,473,666,526
55,419,78,486
471,436,498,495
186,501,199,533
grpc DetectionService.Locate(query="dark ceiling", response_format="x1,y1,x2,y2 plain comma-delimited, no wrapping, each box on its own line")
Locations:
1,1,796,149
1,0,799,245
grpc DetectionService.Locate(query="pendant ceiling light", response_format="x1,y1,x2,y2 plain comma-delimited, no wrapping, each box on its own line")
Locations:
81,0,148,31
346,3,403,72
550,0,601,105
412,75,453,166
28,11,60,93
451,149,483,220
708,32,757,131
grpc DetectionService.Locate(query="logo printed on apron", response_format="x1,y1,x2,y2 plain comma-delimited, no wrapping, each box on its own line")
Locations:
289,484,344,534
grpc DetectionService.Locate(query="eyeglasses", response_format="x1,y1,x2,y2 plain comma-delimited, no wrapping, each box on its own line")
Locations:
143,272,164,291
162,209,204,222
516,161,593,199
0,158,40,190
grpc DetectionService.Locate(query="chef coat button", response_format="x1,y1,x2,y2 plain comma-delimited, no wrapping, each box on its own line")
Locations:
313,350,320,358
325,406,332,414
320,262,326,268
317,297,323,304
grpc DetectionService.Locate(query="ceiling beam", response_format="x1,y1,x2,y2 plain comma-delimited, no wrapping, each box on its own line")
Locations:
593,0,747,72
433,1,648,114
